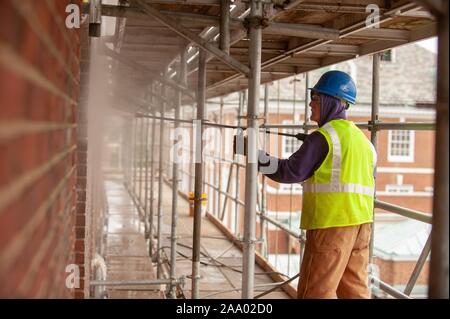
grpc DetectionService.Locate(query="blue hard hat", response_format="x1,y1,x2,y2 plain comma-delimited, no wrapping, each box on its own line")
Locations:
309,70,357,105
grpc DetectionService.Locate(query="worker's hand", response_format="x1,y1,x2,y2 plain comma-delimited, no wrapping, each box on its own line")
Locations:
233,134,247,156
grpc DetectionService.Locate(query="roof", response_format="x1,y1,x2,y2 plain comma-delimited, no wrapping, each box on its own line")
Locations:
88,0,438,110
374,218,431,261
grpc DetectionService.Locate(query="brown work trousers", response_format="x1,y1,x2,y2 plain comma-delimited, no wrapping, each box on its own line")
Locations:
297,223,372,299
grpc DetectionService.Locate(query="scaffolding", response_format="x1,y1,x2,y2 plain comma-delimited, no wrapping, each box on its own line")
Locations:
89,0,448,299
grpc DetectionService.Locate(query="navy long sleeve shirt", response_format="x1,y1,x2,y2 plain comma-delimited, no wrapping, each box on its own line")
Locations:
259,132,329,183
259,94,347,183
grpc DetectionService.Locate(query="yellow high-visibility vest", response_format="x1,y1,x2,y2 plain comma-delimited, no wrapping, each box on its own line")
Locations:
301,119,377,230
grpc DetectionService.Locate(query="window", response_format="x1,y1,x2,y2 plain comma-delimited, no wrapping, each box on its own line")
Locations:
282,126,303,158
388,130,414,162
385,184,414,194
380,49,394,62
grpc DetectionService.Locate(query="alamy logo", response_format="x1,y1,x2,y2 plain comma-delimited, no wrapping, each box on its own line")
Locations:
65,4,88,29
168,124,278,174
64,3,381,29
65,264,80,289
366,4,380,28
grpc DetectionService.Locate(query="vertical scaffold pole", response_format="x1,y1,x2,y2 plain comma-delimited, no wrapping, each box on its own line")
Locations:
234,91,244,235
144,98,150,235
218,98,224,219
368,53,380,297
148,83,157,257
220,0,230,55
260,84,269,258
169,48,188,298
156,84,166,279
191,49,207,299
139,114,144,215
429,2,449,299
242,0,262,299
133,117,138,196
299,73,310,264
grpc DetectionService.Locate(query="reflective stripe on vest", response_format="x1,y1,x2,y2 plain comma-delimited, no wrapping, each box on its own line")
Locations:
305,122,375,197
324,122,341,185
302,183,374,196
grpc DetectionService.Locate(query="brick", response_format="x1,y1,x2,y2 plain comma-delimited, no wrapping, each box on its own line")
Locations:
76,190,86,202
26,227,63,298
0,189,72,297
0,67,27,119
0,164,67,252
76,177,87,190
79,70,89,83
77,128,88,140
77,152,87,164
76,202,86,215
78,266,85,278
75,215,86,227
75,227,85,239
80,61,90,72
74,291,84,299
77,142,87,153
75,253,84,264
77,165,87,177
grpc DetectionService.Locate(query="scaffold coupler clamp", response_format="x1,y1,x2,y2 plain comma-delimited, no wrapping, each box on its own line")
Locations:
177,275,186,289
368,119,380,132
243,15,269,31
238,237,264,245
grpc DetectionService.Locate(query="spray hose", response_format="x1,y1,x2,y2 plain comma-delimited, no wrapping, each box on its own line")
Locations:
136,113,309,141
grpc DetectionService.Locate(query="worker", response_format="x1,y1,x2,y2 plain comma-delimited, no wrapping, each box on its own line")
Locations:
235,70,377,298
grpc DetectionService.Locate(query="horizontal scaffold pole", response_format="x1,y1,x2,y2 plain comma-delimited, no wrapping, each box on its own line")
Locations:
131,0,250,76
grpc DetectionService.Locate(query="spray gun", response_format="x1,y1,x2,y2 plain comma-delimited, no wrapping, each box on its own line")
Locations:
263,130,308,141
234,128,308,156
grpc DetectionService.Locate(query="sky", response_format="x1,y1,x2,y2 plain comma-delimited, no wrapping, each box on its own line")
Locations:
416,37,438,53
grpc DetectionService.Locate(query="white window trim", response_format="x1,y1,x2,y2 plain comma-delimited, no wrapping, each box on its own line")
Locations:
376,191,432,197
281,120,303,158
279,183,303,193
265,184,303,195
424,186,434,193
281,133,289,158
385,184,414,193
387,128,415,163
377,167,433,174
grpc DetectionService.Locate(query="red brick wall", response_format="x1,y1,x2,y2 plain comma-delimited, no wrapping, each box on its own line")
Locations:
0,0,81,298
375,257,429,286
76,21,90,299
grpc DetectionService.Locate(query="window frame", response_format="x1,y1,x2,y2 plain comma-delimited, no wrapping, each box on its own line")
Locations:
281,120,303,158
385,184,414,194
380,49,395,62
387,129,415,163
